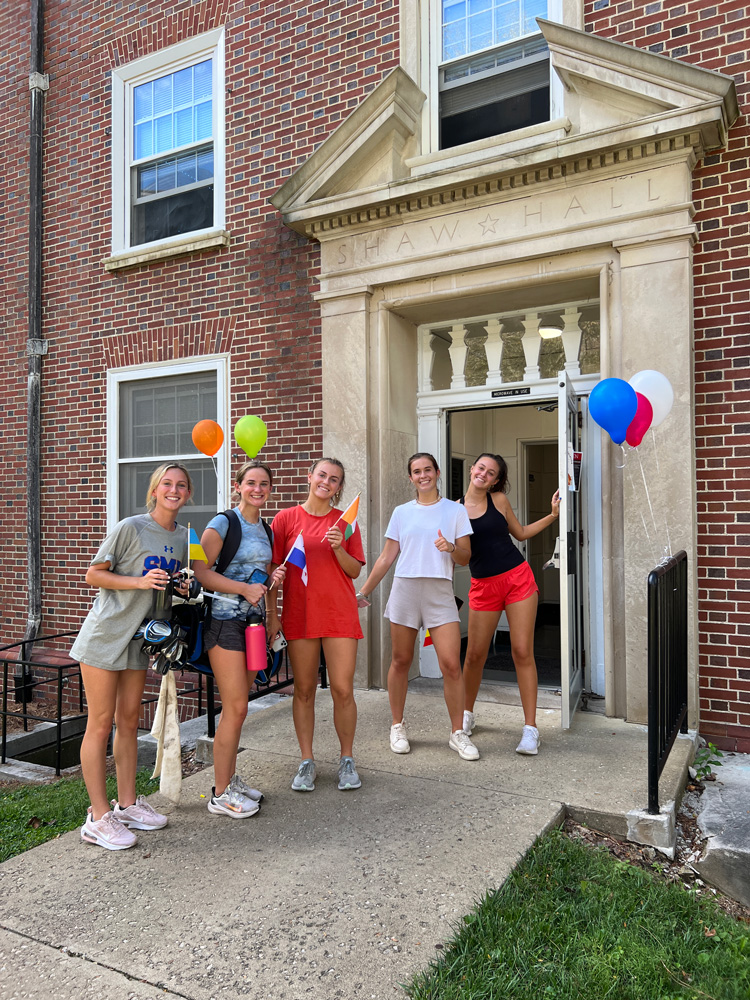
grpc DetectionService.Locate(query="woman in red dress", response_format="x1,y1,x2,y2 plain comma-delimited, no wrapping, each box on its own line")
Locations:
267,459,365,793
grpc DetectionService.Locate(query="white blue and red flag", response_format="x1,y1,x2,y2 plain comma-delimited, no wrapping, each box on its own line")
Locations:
286,531,308,586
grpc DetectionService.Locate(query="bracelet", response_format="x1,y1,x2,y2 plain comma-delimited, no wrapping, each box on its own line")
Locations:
450,543,456,553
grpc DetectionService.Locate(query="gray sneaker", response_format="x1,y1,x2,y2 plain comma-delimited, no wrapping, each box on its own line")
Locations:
207,785,260,818
291,759,316,792
228,773,264,803
337,756,362,790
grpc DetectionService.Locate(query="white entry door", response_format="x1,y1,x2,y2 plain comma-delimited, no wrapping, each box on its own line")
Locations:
558,371,584,728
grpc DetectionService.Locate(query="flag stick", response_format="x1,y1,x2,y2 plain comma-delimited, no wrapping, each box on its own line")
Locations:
268,530,301,590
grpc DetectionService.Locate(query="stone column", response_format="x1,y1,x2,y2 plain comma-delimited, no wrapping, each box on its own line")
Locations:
613,232,698,727
316,285,374,689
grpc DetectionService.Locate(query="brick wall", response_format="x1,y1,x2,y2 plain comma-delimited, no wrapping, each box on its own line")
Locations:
586,0,750,750
0,0,399,652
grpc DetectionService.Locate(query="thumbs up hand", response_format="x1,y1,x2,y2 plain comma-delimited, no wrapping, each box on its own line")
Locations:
434,529,455,554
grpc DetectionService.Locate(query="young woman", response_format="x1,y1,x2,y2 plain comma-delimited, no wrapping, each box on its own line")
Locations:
72,463,192,850
193,461,285,819
266,458,365,793
357,453,478,761
460,453,560,755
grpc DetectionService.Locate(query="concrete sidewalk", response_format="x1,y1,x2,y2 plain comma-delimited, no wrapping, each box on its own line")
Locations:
0,686,691,1000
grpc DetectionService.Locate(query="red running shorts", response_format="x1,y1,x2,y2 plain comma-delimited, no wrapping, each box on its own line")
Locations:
468,562,538,613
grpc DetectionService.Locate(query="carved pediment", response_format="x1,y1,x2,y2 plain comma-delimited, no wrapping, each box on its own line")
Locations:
539,19,738,139
271,67,425,215
272,21,737,237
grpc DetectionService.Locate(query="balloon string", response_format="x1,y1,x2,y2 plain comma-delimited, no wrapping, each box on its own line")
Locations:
625,459,659,568
635,448,668,566
211,456,218,480
647,426,673,560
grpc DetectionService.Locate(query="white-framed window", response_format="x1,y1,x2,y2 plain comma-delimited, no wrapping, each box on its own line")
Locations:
110,29,225,254
426,0,563,150
107,356,229,534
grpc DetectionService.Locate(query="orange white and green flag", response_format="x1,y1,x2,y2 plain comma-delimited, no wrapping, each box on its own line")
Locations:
339,494,360,540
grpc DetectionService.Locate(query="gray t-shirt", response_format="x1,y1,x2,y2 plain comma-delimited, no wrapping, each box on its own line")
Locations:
206,509,272,621
70,514,188,671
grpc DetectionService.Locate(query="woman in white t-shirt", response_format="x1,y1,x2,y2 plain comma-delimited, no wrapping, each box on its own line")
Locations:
357,453,478,761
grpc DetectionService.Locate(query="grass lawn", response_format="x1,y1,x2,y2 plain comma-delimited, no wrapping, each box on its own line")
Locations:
406,828,750,1000
0,771,159,864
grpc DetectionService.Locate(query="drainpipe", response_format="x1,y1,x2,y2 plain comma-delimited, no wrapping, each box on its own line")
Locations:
22,0,48,678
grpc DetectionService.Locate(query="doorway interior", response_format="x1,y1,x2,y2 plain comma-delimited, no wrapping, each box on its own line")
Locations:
448,401,568,690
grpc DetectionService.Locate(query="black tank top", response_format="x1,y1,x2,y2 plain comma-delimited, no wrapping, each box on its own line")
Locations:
460,496,525,579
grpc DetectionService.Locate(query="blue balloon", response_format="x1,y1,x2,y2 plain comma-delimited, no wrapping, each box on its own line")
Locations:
589,378,638,445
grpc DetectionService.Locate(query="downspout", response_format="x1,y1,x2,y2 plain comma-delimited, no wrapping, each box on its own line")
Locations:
24,0,48,662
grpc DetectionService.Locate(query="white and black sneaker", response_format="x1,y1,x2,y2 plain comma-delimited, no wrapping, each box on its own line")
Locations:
207,785,260,818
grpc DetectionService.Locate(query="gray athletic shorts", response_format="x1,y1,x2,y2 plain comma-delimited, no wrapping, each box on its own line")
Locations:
205,617,247,653
384,577,460,631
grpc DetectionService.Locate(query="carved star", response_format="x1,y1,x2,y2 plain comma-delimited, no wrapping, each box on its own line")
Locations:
478,214,499,235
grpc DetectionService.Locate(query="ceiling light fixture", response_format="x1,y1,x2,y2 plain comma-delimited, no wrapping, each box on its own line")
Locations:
538,318,564,340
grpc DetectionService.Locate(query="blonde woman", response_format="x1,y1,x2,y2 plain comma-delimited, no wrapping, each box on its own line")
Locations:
72,464,192,850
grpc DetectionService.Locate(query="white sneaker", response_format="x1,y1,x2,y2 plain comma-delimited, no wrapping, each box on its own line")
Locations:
516,725,540,755
80,808,138,850
463,710,475,735
449,729,479,760
389,720,410,754
228,773,264,803
112,795,168,831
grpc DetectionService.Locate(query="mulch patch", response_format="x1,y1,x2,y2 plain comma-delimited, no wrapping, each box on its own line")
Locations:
564,777,750,924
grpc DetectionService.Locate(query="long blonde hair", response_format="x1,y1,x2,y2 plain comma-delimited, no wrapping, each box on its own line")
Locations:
145,463,194,511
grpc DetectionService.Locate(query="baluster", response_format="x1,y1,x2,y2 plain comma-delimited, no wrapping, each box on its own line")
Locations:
562,307,582,376
447,324,468,389
484,318,504,387
521,311,541,382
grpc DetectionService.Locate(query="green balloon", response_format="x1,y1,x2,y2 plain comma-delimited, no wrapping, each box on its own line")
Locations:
234,415,267,458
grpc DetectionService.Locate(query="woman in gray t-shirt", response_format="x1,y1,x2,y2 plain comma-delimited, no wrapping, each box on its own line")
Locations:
73,463,191,851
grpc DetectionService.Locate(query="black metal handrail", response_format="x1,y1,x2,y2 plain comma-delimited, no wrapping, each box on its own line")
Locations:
1,631,326,775
647,550,688,814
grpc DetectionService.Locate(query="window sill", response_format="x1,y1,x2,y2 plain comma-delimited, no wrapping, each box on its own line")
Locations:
104,229,230,271
406,118,572,179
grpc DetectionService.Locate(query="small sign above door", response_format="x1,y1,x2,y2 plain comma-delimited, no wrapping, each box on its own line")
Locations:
490,387,531,398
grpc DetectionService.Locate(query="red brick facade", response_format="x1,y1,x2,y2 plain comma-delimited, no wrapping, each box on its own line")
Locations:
1,1,748,743
586,0,750,751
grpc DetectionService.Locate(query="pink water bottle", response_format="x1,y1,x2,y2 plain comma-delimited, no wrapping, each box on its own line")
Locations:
244,613,267,674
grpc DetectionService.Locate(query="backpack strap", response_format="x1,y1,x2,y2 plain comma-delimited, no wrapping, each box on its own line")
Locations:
215,509,243,574
214,509,273,574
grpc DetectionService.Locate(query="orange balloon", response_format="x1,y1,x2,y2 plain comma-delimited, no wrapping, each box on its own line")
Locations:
192,420,224,457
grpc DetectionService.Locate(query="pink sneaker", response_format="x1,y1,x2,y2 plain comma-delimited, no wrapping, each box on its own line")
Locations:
80,808,138,850
112,795,168,830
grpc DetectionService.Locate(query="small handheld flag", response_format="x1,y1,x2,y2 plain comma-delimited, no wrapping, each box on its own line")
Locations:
188,526,207,563
285,531,308,586
339,494,360,540
423,628,434,648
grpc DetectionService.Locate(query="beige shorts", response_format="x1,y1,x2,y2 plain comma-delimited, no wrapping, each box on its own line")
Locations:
384,577,460,631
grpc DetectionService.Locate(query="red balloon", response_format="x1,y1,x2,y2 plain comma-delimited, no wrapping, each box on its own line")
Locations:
625,393,653,447
192,419,224,457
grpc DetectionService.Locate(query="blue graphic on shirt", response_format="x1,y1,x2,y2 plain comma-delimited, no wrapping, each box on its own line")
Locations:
142,555,183,575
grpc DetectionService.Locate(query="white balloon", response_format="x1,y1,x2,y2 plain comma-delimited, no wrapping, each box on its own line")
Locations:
628,370,674,428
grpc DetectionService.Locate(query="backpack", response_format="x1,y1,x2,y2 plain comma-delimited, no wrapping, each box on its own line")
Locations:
179,509,273,674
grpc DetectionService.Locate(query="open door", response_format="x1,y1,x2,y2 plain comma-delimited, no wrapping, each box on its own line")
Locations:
558,372,584,728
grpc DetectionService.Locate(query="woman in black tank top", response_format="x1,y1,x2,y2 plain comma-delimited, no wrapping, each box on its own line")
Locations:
461,453,559,756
